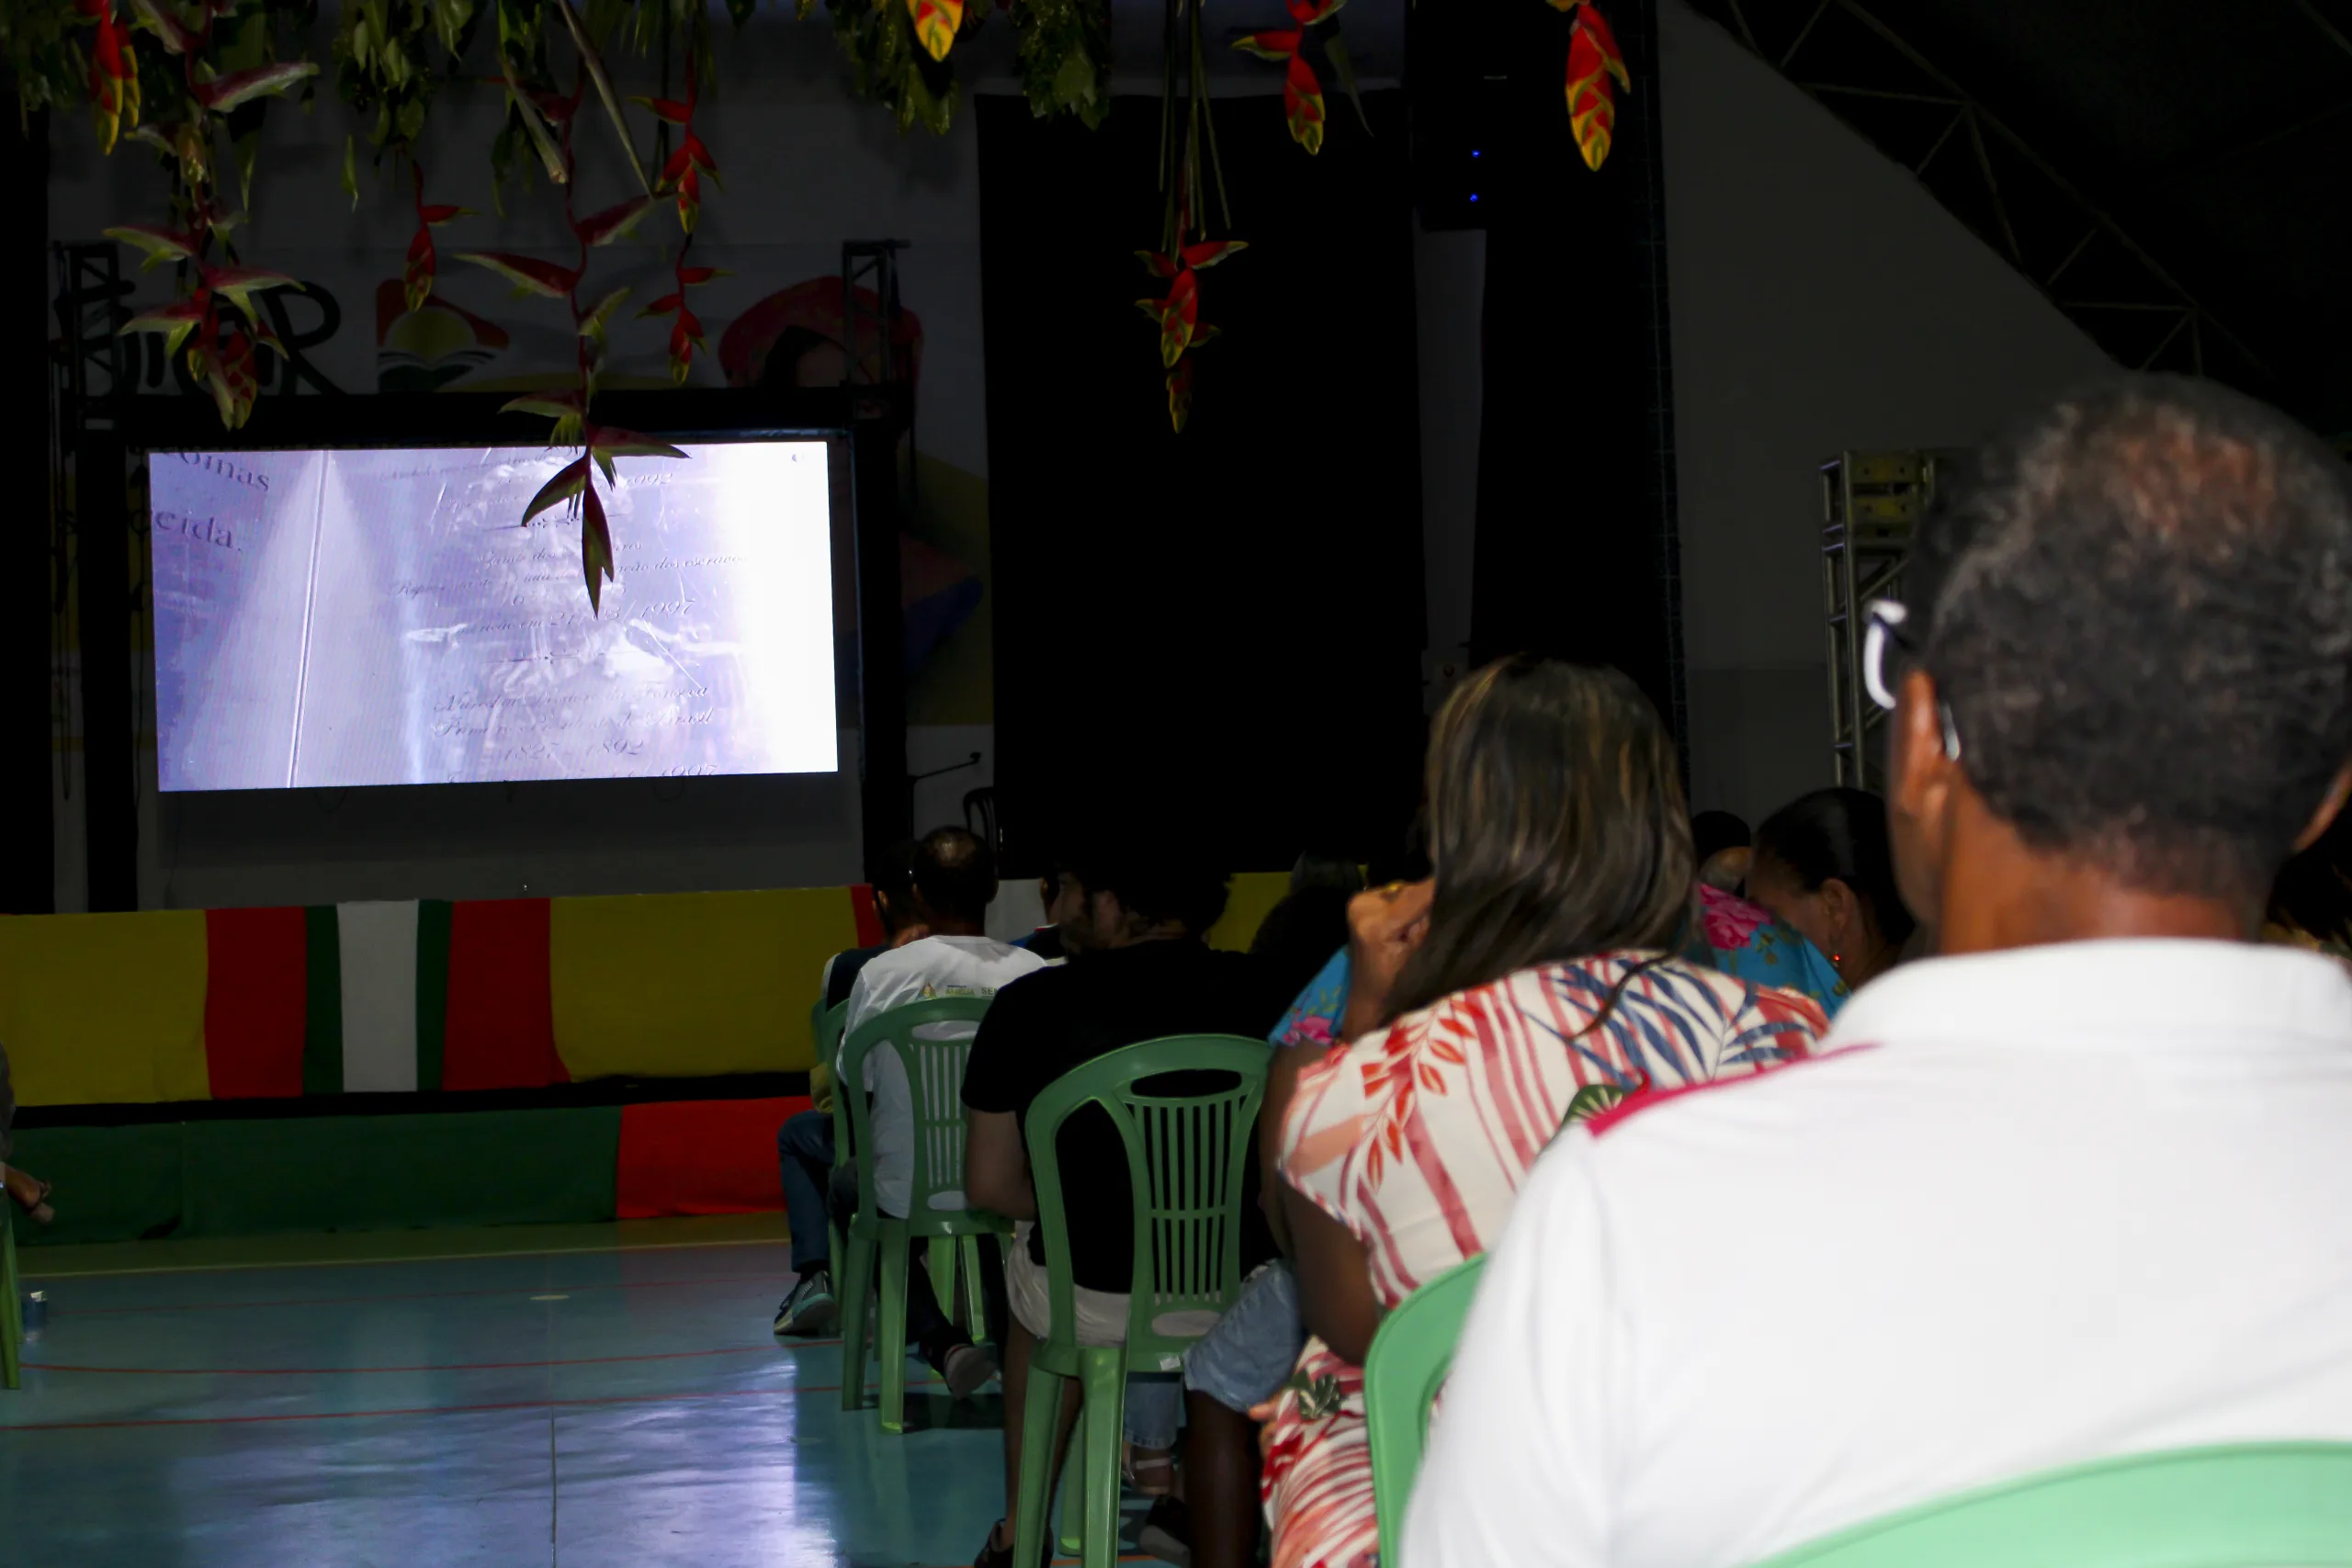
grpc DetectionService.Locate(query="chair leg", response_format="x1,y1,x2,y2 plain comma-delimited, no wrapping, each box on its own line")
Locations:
879,1228,910,1434
1012,1363,1067,1568
1,1214,19,1392
838,1229,875,1414
1058,1402,1087,1560
961,1235,989,1335
925,1236,958,1322
1078,1351,1127,1568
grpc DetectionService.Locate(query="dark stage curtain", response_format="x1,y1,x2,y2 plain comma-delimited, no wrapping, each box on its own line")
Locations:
1470,0,1686,749
978,90,1427,870
4,103,52,914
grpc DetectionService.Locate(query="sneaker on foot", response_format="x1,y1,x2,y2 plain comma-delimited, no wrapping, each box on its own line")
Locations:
942,1340,1000,1399
1136,1496,1193,1568
773,1271,838,1337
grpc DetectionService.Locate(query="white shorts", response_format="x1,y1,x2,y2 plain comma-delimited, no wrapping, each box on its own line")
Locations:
1005,1222,1131,1348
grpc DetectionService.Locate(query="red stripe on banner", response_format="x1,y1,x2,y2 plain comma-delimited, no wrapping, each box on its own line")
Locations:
202,907,311,1099
441,898,569,1091
849,883,885,948
616,1096,809,1219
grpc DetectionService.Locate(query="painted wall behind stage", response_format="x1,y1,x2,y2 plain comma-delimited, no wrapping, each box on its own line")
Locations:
1658,0,2113,824
43,20,1001,909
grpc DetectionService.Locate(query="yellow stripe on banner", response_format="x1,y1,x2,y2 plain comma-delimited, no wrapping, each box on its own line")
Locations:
1205,872,1294,953
0,911,209,1106
549,888,860,1081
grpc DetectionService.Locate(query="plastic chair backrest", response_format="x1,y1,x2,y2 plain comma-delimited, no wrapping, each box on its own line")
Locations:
1364,1255,1485,1568
837,995,997,1218
1023,1035,1270,1369
1748,1441,2352,1568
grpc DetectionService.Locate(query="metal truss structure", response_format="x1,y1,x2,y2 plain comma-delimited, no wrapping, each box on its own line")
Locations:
1821,448,1959,792
1685,0,2276,398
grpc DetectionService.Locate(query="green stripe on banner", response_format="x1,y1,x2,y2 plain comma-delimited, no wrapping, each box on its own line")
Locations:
179,1108,621,1235
338,901,420,1092
302,906,343,1095
416,900,452,1092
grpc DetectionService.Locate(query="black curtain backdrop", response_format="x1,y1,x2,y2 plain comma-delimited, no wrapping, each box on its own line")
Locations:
979,90,1427,871
5,104,51,914
1471,0,1685,750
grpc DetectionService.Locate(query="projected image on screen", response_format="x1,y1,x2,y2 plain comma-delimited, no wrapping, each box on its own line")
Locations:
150,441,839,791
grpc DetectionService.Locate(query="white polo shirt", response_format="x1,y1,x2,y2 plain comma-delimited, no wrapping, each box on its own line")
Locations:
840,934,1045,1218
1407,939,2352,1568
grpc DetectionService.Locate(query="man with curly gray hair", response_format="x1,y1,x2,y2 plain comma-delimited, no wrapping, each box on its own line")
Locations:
1408,375,2352,1568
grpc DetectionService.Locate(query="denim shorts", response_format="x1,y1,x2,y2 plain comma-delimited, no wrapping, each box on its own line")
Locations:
1183,1260,1308,1415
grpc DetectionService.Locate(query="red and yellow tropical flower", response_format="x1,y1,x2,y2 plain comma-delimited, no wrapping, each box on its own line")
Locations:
404,164,472,314
1233,0,1346,154
1556,1,1630,171
1136,234,1245,432
908,0,963,62
77,0,141,153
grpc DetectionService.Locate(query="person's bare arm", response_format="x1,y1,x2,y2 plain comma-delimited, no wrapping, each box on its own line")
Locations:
1260,1044,1317,1255
1283,1181,1383,1364
964,1108,1036,1220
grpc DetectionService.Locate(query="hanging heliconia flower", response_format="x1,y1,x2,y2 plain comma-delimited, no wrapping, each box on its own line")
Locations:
76,0,141,154
1136,218,1245,433
635,56,721,234
638,252,732,385
1555,0,1630,171
1233,0,1348,155
404,165,472,314
909,0,965,61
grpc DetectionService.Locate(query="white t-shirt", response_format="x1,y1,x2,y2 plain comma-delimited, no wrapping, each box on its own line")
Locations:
1407,939,2352,1568
839,934,1046,1218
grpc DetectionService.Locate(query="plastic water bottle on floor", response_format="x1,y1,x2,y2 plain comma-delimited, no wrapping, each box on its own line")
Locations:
21,1289,46,1342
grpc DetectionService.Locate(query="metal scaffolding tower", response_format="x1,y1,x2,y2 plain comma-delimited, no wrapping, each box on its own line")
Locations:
1821,449,1958,792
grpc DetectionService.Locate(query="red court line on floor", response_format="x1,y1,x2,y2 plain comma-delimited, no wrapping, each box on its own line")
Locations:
0,1375,966,1431
25,1345,797,1375
61,1273,800,1318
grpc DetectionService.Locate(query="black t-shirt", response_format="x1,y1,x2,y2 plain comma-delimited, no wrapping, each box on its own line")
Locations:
961,938,1291,1292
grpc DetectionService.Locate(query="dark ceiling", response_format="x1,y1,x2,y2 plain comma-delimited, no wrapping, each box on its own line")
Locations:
1681,0,2352,438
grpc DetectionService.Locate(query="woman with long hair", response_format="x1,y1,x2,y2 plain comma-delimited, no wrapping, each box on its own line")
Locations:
1260,657,1830,1568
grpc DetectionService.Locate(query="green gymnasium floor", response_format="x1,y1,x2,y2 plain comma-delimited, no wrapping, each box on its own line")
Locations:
0,1215,1128,1566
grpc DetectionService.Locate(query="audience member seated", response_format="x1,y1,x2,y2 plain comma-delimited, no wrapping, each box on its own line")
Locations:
1690,808,1751,893
0,1040,50,1226
2263,808,2352,966
775,828,1042,1401
1137,830,1430,1567
775,838,917,1333
1012,874,1066,960
1261,657,1831,1568
1745,784,1921,987
821,839,924,1008
1410,376,2352,1568
1247,878,1356,1007
961,837,1292,1568
1679,879,1850,1016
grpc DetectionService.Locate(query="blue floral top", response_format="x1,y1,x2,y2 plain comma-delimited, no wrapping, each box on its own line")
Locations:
1272,947,1350,1049
1679,885,1849,1018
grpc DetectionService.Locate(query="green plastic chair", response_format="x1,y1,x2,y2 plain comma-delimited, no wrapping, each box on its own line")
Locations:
1,1199,20,1390
811,998,850,1279
833,995,1011,1433
1012,1034,1272,1568
1363,1255,1486,1568
1751,1441,2352,1567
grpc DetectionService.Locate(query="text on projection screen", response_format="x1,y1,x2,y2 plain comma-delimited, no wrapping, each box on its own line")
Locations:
150,443,839,791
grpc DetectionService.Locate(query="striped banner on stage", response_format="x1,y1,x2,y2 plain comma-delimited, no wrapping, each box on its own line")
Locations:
338,901,423,1092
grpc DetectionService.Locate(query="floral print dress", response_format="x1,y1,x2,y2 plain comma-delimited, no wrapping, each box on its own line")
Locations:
1263,953,1830,1568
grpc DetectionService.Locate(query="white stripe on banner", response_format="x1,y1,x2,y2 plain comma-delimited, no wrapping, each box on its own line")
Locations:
339,900,420,1092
